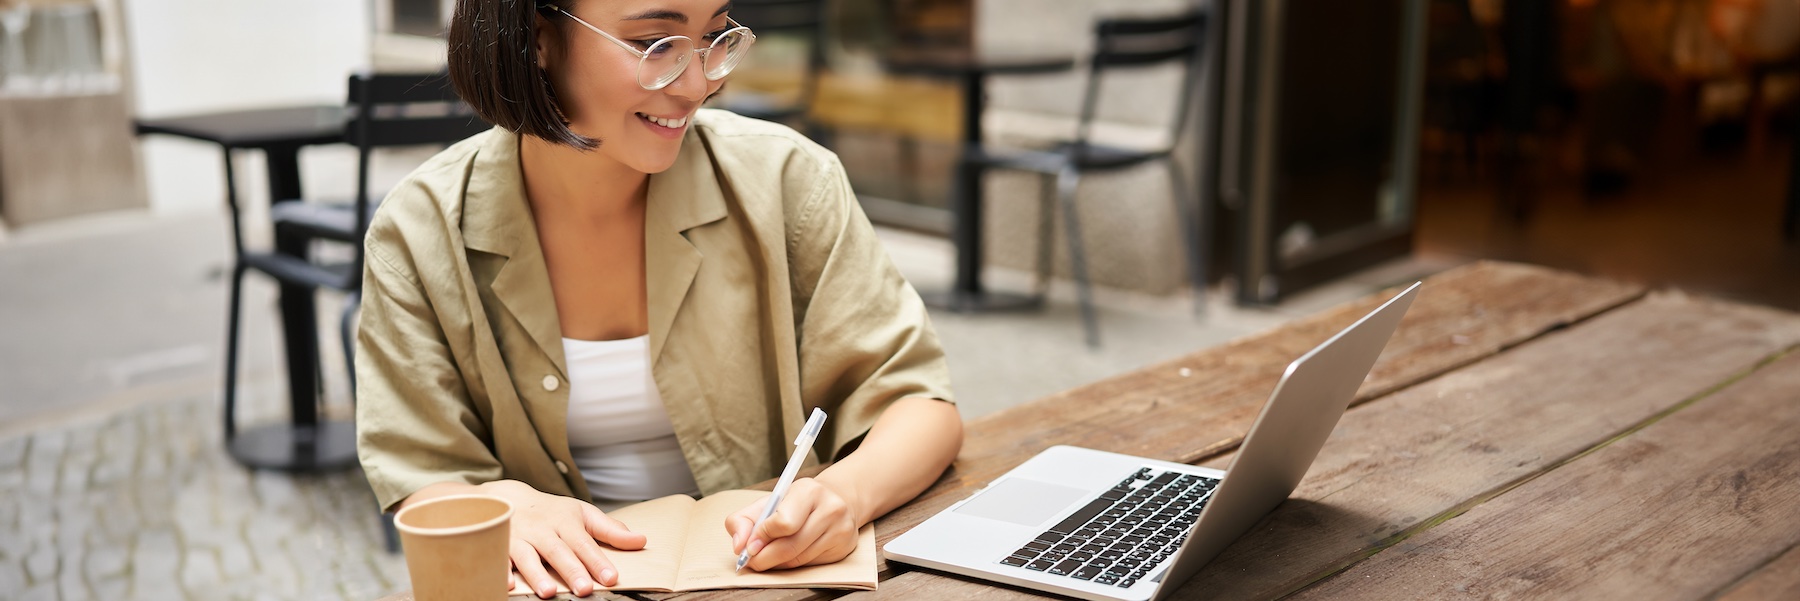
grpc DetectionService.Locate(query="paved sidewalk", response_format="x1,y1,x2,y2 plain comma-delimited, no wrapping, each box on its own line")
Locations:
0,394,405,601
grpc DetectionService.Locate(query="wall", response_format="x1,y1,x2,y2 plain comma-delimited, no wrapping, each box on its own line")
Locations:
126,0,371,216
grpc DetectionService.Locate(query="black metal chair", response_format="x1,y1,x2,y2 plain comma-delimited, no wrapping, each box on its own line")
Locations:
968,10,1209,347
709,0,829,141
222,71,488,440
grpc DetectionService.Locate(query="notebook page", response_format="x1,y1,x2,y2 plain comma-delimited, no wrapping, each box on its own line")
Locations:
507,493,693,595
673,489,877,590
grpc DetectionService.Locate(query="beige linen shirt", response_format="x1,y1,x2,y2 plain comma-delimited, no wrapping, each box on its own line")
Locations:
355,110,955,512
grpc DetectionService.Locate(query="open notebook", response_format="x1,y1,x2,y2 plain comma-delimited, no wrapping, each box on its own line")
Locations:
507,489,877,595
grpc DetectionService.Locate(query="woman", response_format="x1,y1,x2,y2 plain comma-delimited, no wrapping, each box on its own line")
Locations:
354,0,963,598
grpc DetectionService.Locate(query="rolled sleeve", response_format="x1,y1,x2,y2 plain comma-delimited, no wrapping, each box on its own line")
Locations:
788,156,957,461
356,229,502,512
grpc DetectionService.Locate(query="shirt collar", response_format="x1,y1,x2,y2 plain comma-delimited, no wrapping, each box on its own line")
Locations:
459,119,729,366
460,123,729,258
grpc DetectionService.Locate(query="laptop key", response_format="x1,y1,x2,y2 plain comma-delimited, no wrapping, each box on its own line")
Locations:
1049,498,1113,535
1025,559,1055,571
1148,471,1179,487
1000,555,1031,567
1049,559,1083,576
1074,565,1104,580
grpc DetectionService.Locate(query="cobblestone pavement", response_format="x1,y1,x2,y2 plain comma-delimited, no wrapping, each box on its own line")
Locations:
0,394,407,601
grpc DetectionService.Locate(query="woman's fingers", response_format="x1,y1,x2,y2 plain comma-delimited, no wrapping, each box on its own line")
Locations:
777,533,856,570
526,529,595,597
584,504,647,551
725,512,757,554
748,511,832,572
747,484,849,572
747,492,810,547
509,538,562,600
560,527,618,589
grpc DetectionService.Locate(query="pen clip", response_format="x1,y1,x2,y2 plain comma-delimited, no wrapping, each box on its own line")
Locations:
796,407,826,446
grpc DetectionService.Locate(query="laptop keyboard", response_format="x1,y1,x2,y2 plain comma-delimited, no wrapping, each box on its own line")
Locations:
997,467,1219,588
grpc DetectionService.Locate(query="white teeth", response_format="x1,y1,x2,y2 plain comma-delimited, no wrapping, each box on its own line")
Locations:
641,113,686,129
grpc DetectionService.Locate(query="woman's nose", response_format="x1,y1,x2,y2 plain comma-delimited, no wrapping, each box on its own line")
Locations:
663,51,710,101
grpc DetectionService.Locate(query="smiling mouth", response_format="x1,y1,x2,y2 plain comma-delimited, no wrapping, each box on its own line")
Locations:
637,113,688,129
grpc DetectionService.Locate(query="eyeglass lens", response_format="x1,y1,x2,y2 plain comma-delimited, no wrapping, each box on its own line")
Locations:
639,28,752,89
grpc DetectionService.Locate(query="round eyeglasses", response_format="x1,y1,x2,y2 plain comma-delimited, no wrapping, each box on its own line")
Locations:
557,9,756,91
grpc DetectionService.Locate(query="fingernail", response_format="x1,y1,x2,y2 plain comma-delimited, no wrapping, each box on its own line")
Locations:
538,581,554,597
747,539,765,556
600,569,616,585
573,577,592,591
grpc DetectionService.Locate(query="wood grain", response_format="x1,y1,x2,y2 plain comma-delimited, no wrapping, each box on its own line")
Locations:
879,262,1644,551
845,293,1800,601
655,262,1645,601
1288,350,1800,600
1713,542,1800,601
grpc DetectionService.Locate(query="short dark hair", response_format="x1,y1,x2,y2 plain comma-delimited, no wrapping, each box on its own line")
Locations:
448,0,597,150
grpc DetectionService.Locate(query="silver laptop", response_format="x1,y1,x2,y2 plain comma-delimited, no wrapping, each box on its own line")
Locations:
886,282,1420,601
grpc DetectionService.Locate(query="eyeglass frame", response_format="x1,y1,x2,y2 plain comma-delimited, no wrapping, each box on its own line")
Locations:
552,7,755,91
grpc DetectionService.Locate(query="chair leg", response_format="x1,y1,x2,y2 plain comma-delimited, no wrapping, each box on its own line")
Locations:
222,262,249,441
1055,167,1100,348
1035,172,1057,297
382,510,401,554
898,135,921,204
1164,160,1207,316
340,291,361,402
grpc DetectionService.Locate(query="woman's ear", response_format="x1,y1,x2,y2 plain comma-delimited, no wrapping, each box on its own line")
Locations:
533,13,559,71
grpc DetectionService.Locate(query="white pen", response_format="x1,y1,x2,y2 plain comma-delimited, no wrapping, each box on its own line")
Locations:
737,407,828,572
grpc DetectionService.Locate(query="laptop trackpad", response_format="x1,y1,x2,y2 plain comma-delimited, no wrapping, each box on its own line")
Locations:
954,478,1090,527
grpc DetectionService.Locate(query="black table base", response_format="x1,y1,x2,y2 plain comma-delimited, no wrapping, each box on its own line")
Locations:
227,420,359,472
889,53,1076,314
136,106,354,473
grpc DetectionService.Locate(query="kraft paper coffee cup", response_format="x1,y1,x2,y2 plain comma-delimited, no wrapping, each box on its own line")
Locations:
394,494,514,601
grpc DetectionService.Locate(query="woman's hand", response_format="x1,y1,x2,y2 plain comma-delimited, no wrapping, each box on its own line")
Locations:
724,478,864,571
406,480,644,599
485,480,645,598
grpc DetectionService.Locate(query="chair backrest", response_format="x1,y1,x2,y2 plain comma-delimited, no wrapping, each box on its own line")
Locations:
719,0,828,118
344,71,490,262
1073,10,1208,153
345,71,490,151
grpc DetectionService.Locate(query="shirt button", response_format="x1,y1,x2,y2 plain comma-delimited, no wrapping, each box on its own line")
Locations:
555,460,569,475
542,375,559,391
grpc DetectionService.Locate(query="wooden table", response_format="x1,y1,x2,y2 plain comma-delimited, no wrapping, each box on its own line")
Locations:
392,260,1800,600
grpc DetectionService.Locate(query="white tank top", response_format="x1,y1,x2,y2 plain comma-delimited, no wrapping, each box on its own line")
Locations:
561,335,700,505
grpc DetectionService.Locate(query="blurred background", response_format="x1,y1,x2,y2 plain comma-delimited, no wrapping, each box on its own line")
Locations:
0,0,1795,598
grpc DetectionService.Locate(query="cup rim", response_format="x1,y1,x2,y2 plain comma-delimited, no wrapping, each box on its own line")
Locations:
393,494,514,537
